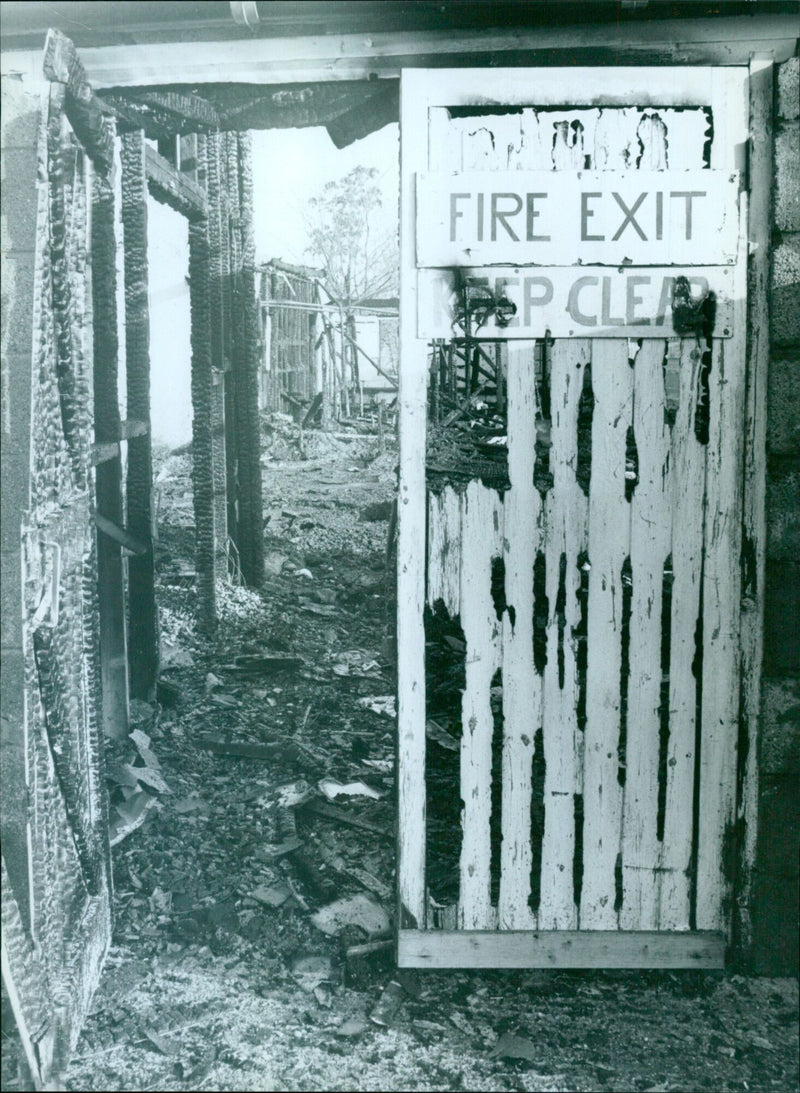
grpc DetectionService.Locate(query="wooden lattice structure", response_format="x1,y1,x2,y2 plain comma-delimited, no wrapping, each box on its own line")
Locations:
257,261,323,412
397,66,768,968
257,265,399,420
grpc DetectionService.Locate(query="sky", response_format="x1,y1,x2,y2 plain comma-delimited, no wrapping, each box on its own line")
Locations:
148,123,399,446
251,122,399,267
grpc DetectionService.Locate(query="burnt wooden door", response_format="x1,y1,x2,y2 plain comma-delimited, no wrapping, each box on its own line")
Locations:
397,67,753,968
0,41,115,1088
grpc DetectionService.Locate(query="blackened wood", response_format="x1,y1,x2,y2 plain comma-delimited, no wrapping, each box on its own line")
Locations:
47,85,85,490
145,143,207,219
734,57,773,962
134,90,221,131
201,134,230,569
91,162,130,739
94,514,147,556
189,207,218,631
232,132,265,586
43,29,113,172
120,131,158,700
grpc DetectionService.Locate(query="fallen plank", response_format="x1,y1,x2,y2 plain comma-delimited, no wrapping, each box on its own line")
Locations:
218,655,304,674
298,798,393,840
197,737,278,760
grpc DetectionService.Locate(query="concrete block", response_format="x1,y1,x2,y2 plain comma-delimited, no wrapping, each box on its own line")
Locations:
777,56,799,122
771,282,800,348
767,350,800,456
773,234,800,288
751,772,800,974
751,867,799,975
766,463,800,562
763,560,800,676
760,677,800,775
756,773,800,877
774,121,800,232
771,235,800,347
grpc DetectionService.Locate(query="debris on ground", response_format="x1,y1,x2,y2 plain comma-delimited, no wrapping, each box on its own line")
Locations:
1,417,792,1093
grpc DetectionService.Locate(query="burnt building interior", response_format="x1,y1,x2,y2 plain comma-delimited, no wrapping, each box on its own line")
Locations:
0,3,798,1088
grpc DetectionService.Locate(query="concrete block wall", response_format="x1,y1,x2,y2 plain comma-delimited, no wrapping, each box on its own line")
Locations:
752,54,800,975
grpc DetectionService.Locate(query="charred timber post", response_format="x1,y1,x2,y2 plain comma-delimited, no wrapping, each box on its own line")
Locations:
188,141,218,631
120,131,158,701
217,137,238,548
233,132,265,587
91,151,130,739
43,29,113,172
200,132,230,572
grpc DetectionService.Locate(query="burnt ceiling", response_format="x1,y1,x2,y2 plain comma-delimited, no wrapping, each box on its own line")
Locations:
99,81,399,147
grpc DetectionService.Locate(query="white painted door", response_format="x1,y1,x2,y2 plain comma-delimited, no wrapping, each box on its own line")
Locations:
397,66,750,968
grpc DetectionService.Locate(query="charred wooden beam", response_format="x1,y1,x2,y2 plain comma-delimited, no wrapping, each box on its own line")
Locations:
94,514,147,557
189,201,218,632
203,133,230,568
145,144,207,220
326,83,399,149
130,90,221,131
120,131,158,701
91,159,130,739
43,29,113,172
231,132,265,587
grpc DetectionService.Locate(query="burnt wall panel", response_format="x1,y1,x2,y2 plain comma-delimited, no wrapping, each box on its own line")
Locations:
230,132,264,587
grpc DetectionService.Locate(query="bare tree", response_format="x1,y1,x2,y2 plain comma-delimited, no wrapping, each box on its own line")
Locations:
305,166,398,304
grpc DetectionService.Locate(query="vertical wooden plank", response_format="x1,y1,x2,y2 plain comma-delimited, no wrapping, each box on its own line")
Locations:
696,68,749,935
427,486,462,618
120,130,158,701
397,70,430,930
91,134,129,740
204,133,229,571
580,341,633,929
736,57,772,957
498,343,540,930
233,131,265,587
459,480,503,930
188,200,217,631
696,335,746,931
539,340,590,930
620,340,671,929
657,339,706,930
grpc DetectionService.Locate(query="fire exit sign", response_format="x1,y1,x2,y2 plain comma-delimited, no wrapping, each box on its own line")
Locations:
415,170,740,268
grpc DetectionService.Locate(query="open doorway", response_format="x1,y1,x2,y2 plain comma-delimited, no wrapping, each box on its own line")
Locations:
146,196,197,603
